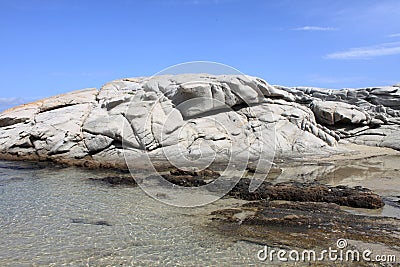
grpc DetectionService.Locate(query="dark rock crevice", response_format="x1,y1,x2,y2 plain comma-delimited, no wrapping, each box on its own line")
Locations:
0,117,29,128
38,103,78,113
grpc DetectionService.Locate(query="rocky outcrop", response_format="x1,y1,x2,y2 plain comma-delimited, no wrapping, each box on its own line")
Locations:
228,179,384,209
275,84,400,150
0,74,399,169
210,200,400,250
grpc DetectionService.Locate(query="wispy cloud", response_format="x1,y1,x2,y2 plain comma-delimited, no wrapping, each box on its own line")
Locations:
0,97,24,105
0,96,42,112
292,26,337,31
388,33,400,38
325,42,400,59
0,97,26,112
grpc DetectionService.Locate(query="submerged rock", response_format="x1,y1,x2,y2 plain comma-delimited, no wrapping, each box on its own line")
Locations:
161,167,221,187
70,218,112,226
0,74,399,170
88,176,137,187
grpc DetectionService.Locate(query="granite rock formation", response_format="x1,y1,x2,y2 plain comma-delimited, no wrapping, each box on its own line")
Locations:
0,74,399,170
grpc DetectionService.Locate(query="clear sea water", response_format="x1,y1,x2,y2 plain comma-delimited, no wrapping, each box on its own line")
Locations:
0,161,266,266
1,155,399,266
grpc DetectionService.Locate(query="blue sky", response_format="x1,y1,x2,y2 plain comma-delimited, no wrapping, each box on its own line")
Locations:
1,0,400,110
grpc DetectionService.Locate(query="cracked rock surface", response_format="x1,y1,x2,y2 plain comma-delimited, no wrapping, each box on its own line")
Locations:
0,74,399,169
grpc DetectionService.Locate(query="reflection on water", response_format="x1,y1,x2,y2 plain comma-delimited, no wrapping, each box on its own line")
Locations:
0,155,399,266
275,155,400,195
274,154,400,219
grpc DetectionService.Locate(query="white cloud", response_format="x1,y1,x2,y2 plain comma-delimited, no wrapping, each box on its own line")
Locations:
0,97,24,105
388,33,400,38
325,42,400,59
293,26,337,31
0,97,26,112
0,97,41,112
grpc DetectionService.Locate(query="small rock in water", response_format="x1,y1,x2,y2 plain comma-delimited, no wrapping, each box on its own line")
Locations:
71,218,112,226
88,176,137,186
162,167,220,187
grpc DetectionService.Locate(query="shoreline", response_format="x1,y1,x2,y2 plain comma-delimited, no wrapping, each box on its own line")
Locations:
1,148,400,265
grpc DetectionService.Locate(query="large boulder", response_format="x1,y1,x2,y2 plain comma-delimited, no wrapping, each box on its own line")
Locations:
0,74,399,170
311,101,369,125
